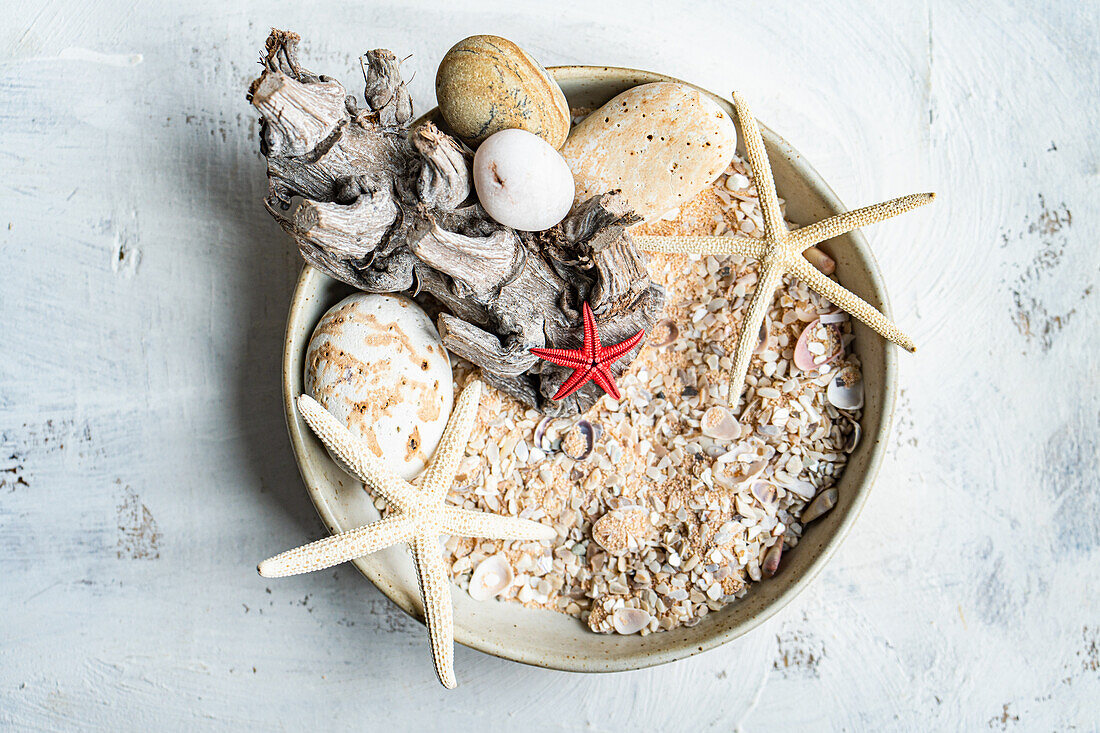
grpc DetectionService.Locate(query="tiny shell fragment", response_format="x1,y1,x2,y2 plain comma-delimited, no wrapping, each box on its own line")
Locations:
612,607,653,635
750,480,778,506
802,488,838,524
794,318,842,372
827,366,864,410
754,314,774,355
789,480,817,500
844,422,862,453
701,405,740,441
803,245,836,274
534,416,555,451
762,542,783,577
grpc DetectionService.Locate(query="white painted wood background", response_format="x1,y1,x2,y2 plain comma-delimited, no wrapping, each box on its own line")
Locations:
2,0,1097,729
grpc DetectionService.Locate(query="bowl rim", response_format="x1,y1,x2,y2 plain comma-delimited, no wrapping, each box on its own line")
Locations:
281,64,898,673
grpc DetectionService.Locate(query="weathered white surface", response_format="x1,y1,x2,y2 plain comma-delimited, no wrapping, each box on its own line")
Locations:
1,1,1097,729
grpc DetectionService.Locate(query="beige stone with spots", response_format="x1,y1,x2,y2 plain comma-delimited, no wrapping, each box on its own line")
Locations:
304,293,453,480
560,82,737,221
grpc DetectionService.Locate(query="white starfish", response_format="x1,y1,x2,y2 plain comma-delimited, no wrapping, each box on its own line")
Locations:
634,91,934,409
258,380,556,689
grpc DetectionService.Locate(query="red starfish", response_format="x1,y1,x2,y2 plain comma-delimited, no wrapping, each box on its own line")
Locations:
530,302,646,401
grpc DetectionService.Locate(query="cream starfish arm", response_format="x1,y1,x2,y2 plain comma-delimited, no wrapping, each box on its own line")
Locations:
418,380,482,500
633,234,767,260
787,192,936,251
731,91,786,238
257,515,415,578
789,257,917,352
272,379,576,689
411,533,457,689
727,256,786,408
296,394,417,510
441,507,558,541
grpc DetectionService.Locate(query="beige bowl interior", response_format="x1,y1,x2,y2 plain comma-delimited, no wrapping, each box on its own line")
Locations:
282,66,897,672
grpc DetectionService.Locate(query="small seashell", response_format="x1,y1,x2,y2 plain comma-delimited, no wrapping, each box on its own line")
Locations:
803,246,836,275
802,488,838,524
793,319,842,372
750,480,778,506
742,459,768,483
701,405,740,441
827,366,864,410
468,554,514,601
612,607,653,635
762,542,783,577
841,415,862,453
561,420,600,460
727,172,750,190
703,442,727,458
794,303,818,322
756,424,782,438
534,416,555,452
819,310,848,325
754,314,774,355
650,319,680,347
789,480,817,500
592,506,650,554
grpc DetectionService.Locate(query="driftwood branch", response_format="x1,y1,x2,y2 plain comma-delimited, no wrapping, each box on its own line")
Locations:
292,191,398,259
408,223,524,298
361,49,413,127
437,315,539,377
251,72,346,157
413,124,470,209
249,30,665,415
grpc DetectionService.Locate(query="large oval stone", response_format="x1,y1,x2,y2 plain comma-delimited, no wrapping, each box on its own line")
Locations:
304,293,453,481
436,34,570,149
560,82,738,222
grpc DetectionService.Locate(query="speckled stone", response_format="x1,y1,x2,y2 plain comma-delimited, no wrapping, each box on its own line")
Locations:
436,34,570,148
304,293,453,480
560,82,738,221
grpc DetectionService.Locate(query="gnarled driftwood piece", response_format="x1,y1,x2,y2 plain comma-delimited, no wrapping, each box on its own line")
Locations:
249,30,664,415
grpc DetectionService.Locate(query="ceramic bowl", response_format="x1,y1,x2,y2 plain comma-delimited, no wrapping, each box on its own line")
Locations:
282,66,897,672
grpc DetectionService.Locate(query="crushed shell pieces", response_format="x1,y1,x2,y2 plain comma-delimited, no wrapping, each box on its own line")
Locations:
592,506,651,554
